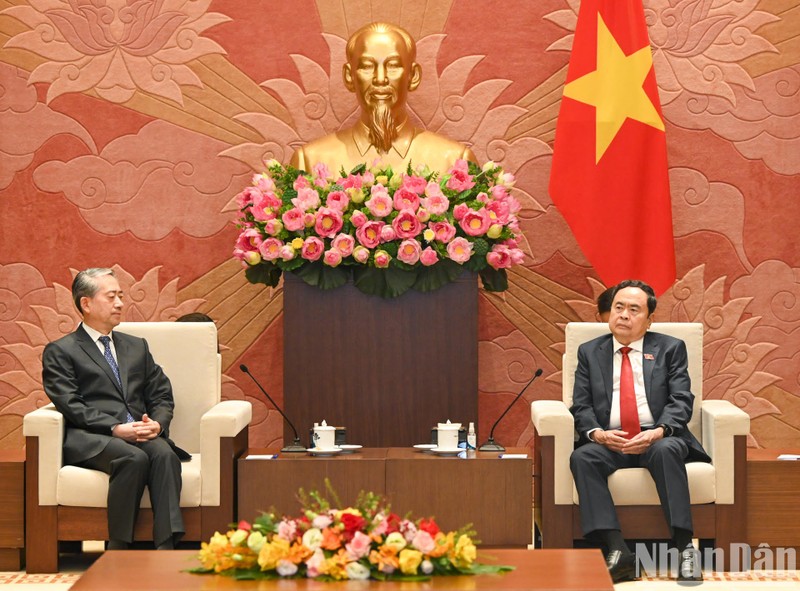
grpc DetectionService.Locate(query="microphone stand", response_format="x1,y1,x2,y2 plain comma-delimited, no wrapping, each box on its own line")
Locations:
240,364,306,453
479,368,543,452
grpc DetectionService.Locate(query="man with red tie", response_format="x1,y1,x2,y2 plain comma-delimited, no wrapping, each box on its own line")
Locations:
569,279,709,583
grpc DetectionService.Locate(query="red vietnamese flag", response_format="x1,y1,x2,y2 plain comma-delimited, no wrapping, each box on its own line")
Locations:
549,0,675,295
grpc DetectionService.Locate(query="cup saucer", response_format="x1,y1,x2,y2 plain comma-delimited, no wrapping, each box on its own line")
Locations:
307,447,342,456
431,447,463,456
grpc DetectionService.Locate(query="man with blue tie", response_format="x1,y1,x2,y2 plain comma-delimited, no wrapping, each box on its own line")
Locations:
569,279,709,583
41,268,185,550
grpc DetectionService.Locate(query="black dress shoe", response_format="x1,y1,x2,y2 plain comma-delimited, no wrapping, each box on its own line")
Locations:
606,550,638,583
678,546,703,584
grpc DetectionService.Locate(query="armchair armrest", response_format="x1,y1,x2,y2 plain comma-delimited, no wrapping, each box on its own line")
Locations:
200,400,252,506
23,404,64,506
531,400,575,505
701,400,749,504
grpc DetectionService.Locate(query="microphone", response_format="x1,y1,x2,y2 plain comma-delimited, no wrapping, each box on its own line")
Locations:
240,364,306,453
479,368,544,452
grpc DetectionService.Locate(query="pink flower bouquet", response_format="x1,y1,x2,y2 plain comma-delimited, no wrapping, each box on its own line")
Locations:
190,487,513,581
233,160,524,298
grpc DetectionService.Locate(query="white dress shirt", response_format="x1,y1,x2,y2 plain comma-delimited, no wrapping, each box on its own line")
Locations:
82,323,118,363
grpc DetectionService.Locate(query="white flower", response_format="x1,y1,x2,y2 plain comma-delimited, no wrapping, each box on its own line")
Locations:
421,559,434,574
229,529,248,546
345,561,371,580
302,527,323,551
247,531,265,553
276,559,298,577
384,531,407,552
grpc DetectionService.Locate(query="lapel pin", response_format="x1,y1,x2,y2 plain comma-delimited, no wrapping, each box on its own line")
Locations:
644,353,655,360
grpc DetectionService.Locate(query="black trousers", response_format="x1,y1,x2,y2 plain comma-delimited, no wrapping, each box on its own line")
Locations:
77,437,184,546
570,437,693,538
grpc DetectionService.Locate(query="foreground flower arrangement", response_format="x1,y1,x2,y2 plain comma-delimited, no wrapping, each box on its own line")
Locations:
233,159,524,298
190,488,513,581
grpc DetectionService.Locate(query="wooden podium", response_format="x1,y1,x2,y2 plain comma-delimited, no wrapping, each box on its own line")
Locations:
283,272,478,447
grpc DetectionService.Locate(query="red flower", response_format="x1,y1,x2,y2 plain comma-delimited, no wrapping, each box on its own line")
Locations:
340,513,367,542
237,520,251,532
419,518,440,537
384,513,402,534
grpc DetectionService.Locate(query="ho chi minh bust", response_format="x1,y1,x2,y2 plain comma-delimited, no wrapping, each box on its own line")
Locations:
290,22,477,174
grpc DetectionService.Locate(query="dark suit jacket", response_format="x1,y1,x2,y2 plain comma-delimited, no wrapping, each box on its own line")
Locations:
569,331,710,463
42,324,186,464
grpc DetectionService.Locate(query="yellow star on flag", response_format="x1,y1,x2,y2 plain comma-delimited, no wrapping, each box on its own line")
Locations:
563,14,665,163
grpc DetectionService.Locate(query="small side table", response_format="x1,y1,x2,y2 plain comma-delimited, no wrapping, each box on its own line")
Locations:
0,450,24,570
746,448,800,552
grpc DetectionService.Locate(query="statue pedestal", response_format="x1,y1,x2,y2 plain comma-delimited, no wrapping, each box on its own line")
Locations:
283,272,478,447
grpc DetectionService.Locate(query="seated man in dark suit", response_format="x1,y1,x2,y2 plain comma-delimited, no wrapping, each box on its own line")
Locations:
569,279,709,583
41,267,185,550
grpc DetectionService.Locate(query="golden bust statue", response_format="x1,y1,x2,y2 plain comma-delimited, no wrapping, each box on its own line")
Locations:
290,22,477,173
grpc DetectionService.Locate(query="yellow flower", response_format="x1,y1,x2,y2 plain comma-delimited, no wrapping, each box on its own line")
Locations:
399,548,423,575
291,237,304,250
324,549,351,580
336,507,362,519
369,545,399,572
450,535,477,569
258,537,290,571
423,228,435,242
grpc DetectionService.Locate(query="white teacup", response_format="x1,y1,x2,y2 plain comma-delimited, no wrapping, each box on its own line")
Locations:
312,422,336,449
436,422,461,449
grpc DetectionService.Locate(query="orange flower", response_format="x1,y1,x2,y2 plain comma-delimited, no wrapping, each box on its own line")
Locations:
321,527,343,550
369,545,400,572
287,541,314,564
428,531,454,558
325,549,351,580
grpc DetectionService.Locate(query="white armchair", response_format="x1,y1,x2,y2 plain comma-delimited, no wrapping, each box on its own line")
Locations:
25,322,251,573
531,323,749,569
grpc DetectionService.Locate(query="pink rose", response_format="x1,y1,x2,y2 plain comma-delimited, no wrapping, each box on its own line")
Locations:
490,184,509,201
323,249,342,267
314,207,344,238
236,186,261,209
486,244,512,269
282,207,305,232
430,221,456,243
486,200,510,224
476,191,490,204
312,162,331,184
235,228,262,252
420,247,439,267
445,159,475,191
380,225,397,242
411,530,435,554
346,531,372,560
350,210,368,227
252,173,275,194
392,209,422,239
332,234,355,257
304,212,316,227
291,187,320,211
292,175,310,191
420,193,449,215
264,218,283,236
305,548,326,578
366,192,393,218
393,187,420,212
374,250,391,268
402,175,428,194
276,519,297,542
509,247,525,264
340,174,363,189
453,203,469,221
353,245,370,264
416,208,431,223
279,244,296,261
424,181,445,199
301,236,324,261
258,238,283,261
459,208,491,237
325,190,349,211
356,220,384,249
447,237,473,263
397,239,421,264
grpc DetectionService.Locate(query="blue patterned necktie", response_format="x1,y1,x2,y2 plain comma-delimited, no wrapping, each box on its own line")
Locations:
99,335,134,423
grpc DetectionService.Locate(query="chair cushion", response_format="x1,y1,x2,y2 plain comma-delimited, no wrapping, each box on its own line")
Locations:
56,455,202,508
572,462,716,505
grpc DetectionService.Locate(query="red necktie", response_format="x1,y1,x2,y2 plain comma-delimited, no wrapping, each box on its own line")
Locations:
619,346,640,438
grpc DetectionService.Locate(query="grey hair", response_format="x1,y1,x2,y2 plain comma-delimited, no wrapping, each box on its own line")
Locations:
72,268,116,314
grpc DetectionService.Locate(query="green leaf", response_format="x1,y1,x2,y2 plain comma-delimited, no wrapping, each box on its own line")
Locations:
349,163,367,175
293,262,350,290
479,267,508,291
353,267,417,298
244,263,281,287
412,260,464,292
